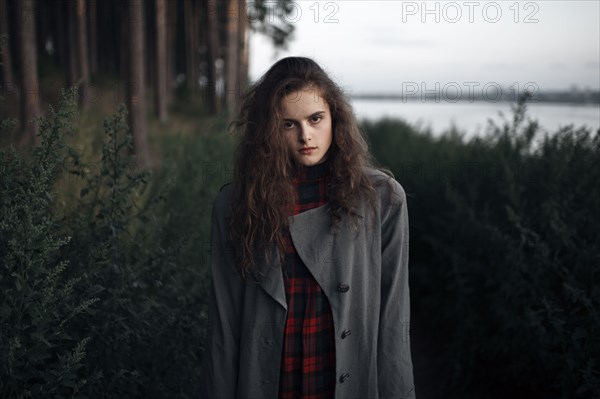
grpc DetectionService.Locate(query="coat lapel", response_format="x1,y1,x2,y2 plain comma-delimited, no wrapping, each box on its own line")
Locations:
288,204,334,285
254,204,334,312
253,242,288,311
255,203,363,312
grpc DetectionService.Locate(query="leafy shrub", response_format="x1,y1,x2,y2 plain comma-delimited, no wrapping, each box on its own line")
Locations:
364,96,600,398
0,88,235,398
1,89,94,398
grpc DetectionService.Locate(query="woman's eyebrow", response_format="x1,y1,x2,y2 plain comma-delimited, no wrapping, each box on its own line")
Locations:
283,111,325,122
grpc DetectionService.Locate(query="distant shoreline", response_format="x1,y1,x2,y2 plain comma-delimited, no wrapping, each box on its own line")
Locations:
351,91,600,105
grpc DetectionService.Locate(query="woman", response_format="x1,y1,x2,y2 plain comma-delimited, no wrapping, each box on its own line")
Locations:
200,57,415,399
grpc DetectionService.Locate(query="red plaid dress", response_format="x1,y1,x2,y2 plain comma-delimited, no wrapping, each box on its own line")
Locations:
278,160,336,399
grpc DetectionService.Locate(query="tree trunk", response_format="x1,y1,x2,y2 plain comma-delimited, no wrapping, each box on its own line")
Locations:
237,0,248,93
66,0,78,90
193,0,200,93
204,0,219,114
16,0,40,146
225,0,239,115
54,0,66,72
88,0,98,75
166,0,177,104
183,0,191,90
125,0,149,166
154,0,167,122
76,0,90,108
144,0,154,90
184,0,199,92
98,0,119,75
35,0,48,60
119,1,128,84
0,0,17,97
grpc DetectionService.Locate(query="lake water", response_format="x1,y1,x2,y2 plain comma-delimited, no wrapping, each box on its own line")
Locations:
351,99,600,140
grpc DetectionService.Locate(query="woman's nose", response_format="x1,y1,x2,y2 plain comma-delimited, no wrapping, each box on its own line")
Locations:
298,123,311,142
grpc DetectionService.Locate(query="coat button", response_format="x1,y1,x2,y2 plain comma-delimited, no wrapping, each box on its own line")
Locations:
339,373,350,383
337,283,350,292
341,329,351,339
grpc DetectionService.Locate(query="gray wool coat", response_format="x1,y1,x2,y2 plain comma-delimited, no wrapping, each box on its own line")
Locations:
199,168,415,399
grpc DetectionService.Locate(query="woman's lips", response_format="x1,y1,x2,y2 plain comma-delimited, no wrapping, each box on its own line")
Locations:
299,147,317,154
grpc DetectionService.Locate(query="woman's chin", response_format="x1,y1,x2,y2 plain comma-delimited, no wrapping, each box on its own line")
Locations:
293,153,328,167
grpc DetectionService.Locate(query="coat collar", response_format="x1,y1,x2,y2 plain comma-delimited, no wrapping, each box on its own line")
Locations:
253,202,336,311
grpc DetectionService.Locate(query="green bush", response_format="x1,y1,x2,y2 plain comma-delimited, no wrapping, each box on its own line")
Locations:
1,89,94,398
364,96,600,398
0,88,235,398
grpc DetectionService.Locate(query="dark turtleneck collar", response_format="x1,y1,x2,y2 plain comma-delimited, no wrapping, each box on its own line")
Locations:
292,159,331,182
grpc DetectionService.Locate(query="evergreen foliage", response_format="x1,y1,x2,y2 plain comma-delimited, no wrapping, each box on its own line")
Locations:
365,94,600,398
0,88,233,398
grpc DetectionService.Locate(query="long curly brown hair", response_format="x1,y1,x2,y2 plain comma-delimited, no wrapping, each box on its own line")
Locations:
229,56,379,279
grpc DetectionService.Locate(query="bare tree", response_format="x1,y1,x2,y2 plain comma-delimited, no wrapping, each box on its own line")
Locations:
76,0,90,108
166,0,177,104
66,0,78,90
125,0,149,165
204,0,220,114
184,0,200,92
225,0,239,115
16,0,40,146
0,0,17,98
154,0,167,122
238,0,249,92
88,0,98,75
119,1,128,83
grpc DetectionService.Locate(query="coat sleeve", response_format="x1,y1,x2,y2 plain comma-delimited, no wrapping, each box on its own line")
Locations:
200,190,245,399
377,180,416,398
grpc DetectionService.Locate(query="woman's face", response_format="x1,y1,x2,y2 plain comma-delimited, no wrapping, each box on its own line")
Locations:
281,87,333,167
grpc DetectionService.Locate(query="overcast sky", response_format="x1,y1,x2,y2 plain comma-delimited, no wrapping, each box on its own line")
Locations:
248,1,600,94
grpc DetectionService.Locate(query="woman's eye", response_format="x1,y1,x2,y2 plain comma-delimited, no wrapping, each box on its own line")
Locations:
311,115,322,123
283,121,295,129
